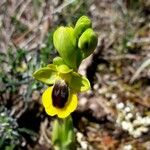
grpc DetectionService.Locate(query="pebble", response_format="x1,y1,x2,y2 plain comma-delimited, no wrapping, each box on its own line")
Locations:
133,130,142,138
122,121,132,130
79,97,87,106
124,107,131,113
116,102,124,110
111,93,117,99
125,113,133,120
123,144,133,150
93,84,99,90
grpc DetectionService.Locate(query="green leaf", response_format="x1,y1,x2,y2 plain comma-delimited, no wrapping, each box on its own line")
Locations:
70,72,90,92
5,145,15,150
57,64,73,74
62,117,75,150
33,67,58,84
52,119,61,145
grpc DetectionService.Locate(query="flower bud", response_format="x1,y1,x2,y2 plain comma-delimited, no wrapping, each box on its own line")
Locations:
53,26,79,69
74,16,92,40
78,28,98,58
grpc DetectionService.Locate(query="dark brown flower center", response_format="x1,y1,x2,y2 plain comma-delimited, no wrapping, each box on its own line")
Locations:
52,80,69,108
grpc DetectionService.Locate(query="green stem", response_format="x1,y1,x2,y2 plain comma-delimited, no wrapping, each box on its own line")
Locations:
52,116,76,150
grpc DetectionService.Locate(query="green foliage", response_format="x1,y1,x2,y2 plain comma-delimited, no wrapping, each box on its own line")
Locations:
127,0,141,9
60,0,90,26
0,107,20,149
40,31,55,66
0,49,28,93
11,16,28,34
52,117,76,150
0,49,36,98
0,29,55,98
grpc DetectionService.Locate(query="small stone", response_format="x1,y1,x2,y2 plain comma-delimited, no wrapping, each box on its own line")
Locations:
105,93,111,98
80,141,88,150
133,120,141,126
111,93,117,99
123,144,133,150
124,107,131,113
137,126,148,133
136,116,143,124
116,102,124,110
125,113,133,120
93,84,99,90
122,121,132,130
98,87,107,94
77,132,83,141
143,116,150,126
133,128,143,138
79,97,87,106
116,117,122,124
128,126,134,134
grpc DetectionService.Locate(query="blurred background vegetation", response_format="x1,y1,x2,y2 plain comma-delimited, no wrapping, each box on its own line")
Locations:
0,0,150,149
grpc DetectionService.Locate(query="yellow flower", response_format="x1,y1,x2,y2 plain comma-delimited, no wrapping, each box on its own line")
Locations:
33,59,90,118
42,80,78,118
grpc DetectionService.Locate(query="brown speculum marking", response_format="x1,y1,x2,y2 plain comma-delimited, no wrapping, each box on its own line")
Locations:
52,80,69,108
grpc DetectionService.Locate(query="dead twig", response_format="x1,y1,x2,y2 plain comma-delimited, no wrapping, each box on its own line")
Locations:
130,58,150,83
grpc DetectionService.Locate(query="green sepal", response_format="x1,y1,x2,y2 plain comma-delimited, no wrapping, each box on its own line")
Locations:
78,28,98,58
53,26,78,69
70,72,91,92
74,16,92,40
33,67,58,85
57,64,73,74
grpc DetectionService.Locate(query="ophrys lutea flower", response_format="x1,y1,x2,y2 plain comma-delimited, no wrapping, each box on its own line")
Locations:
33,58,90,118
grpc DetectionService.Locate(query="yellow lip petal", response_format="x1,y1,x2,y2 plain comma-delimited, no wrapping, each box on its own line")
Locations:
45,106,57,116
56,92,78,118
42,86,58,116
66,92,78,113
42,86,78,118
42,86,53,108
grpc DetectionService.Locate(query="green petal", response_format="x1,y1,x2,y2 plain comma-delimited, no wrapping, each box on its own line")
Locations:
53,57,65,66
47,64,57,71
33,67,58,85
57,64,73,74
69,72,90,92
